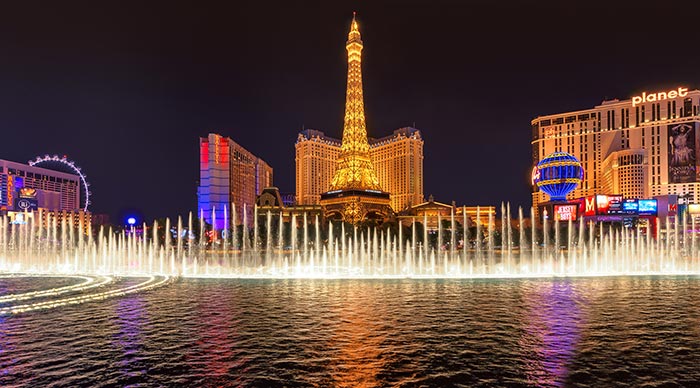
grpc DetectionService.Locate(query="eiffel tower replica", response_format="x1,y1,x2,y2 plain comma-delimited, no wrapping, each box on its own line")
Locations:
320,14,392,224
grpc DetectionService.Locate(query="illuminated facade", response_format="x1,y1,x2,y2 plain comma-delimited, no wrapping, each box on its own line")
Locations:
35,209,92,235
319,14,392,223
398,196,496,231
256,187,324,224
532,86,700,211
370,128,424,211
600,149,647,199
28,155,91,212
297,16,424,218
296,127,424,211
198,133,273,228
0,159,80,213
328,14,382,192
295,130,341,206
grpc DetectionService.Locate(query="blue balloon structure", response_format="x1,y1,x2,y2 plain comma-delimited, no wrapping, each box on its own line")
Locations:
532,152,584,201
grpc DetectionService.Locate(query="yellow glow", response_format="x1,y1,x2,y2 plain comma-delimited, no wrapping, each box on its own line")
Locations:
0,275,171,315
0,275,112,303
632,87,688,107
329,15,382,196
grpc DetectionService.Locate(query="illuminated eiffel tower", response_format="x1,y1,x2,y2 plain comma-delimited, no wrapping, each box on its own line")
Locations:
321,13,392,224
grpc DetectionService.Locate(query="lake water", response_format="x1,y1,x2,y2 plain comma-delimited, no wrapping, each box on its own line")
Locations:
0,276,699,387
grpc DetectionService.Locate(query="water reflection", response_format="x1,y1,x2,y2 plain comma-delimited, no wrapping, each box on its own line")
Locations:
329,282,387,387
521,280,585,386
112,294,148,381
0,277,699,387
0,313,13,380
192,286,237,385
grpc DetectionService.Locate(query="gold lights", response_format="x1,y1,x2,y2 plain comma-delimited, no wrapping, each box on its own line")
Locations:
329,14,382,192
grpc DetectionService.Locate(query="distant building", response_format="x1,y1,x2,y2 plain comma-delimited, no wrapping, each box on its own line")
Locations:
295,130,341,206
256,187,323,224
0,159,80,213
398,195,496,231
198,133,273,228
600,149,647,199
370,127,424,212
531,86,700,211
256,187,285,208
35,209,92,235
295,127,424,212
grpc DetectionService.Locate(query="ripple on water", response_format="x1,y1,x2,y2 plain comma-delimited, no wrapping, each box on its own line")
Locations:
0,276,698,387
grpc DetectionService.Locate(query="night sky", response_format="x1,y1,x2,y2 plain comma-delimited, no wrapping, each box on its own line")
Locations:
2,1,700,223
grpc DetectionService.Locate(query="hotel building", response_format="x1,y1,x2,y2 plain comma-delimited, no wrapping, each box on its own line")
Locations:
295,127,424,212
198,133,273,228
531,86,700,211
295,130,341,206
34,209,92,235
0,159,80,213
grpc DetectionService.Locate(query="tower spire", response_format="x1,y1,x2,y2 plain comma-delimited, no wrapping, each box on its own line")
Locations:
329,13,381,191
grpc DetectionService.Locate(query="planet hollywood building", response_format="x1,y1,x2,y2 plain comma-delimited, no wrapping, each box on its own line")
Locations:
531,86,700,216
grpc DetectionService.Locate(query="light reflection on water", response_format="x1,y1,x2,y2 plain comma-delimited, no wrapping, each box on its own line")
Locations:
0,276,699,387
521,281,585,387
329,282,386,388
113,294,148,382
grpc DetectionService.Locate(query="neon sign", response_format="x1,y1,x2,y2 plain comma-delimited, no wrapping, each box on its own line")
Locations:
554,204,577,221
530,166,540,186
631,87,688,107
584,196,596,216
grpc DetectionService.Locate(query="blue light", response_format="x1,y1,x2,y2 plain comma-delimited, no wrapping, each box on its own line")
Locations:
533,152,584,201
638,199,658,216
127,217,136,226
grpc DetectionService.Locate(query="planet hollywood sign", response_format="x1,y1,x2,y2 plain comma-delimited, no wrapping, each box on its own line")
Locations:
631,87,688,107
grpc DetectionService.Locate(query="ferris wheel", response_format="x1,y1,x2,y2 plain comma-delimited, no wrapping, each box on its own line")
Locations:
28,155,92,212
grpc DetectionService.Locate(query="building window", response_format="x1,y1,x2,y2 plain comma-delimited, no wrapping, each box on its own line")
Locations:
684,98,692,117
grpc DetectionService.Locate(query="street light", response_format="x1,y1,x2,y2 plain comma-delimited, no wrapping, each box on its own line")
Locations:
126,216,137,236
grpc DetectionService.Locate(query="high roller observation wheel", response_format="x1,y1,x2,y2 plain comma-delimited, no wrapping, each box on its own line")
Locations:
28,155,91,212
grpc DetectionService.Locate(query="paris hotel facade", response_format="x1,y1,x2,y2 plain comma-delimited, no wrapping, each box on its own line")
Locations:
295,126,424,213
532,86,700,210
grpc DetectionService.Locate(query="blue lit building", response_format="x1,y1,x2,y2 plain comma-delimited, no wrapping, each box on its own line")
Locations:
197,134,273,229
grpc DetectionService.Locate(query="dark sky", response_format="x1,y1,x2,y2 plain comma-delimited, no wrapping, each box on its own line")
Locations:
2,1,700,223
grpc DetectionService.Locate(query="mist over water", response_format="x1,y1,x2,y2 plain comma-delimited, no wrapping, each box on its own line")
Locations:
0,276,699,387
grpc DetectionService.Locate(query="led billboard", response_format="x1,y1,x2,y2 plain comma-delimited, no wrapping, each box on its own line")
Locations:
18,188,36,198
554,204,578,221
622,199,638,215
607,195,623,214
595,195,609,214
638,199,658,216
668,122,697,183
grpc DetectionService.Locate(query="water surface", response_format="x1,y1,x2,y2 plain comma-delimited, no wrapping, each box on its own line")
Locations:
0,276,699,387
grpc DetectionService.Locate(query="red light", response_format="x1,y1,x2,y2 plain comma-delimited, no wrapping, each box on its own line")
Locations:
201,141,209,165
